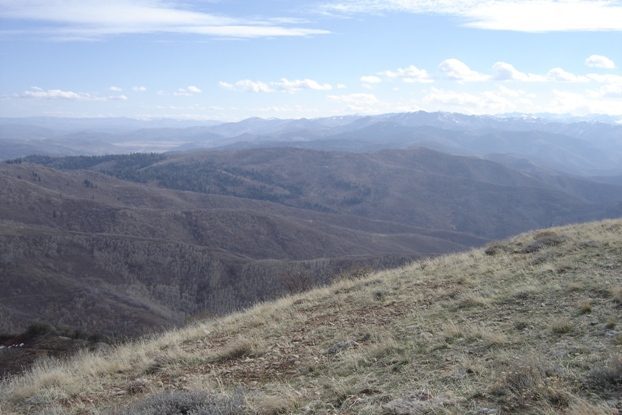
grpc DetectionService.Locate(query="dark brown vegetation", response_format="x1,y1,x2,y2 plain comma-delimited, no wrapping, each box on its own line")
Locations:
1,147,621,341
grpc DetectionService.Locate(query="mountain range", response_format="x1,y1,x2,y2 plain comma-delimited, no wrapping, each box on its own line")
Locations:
1,111,621,338
2,111,622,175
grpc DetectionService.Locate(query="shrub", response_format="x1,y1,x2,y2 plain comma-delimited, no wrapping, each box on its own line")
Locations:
489,360,569,411
26,322,54,337
484,241,508,256
551,318,573,334
521,235,566,253
533,229,559,240
588,355,622,391
106,389,249,415
212,338,254,362
578,299,592,314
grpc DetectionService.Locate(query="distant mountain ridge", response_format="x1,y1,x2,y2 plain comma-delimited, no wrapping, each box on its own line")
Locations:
2,111,622,175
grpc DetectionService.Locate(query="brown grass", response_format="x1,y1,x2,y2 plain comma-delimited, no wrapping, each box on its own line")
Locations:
1,219,622,415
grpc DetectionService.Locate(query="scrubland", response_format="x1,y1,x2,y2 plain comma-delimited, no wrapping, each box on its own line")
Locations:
1,219,621,414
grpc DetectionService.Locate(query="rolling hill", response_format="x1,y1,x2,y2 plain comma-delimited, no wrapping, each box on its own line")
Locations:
2,146,622,339
1,219,621,414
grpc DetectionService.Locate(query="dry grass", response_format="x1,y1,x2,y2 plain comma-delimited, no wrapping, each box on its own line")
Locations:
1,219,622,415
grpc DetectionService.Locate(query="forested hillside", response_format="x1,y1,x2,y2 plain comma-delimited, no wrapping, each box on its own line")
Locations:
2,146,622,339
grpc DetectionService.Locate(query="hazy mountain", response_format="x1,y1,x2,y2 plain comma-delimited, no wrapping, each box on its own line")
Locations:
2,111,621,175
2,113,622,338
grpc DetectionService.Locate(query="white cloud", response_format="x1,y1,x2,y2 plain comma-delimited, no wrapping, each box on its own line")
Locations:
173,86,202,96
327,93,381,114
1,0,330,41
220,78,332,93
327,93,378,105
379,65,433,83
219,80,273,93
586,74,622,84
252,105,320,114
337,83,347,89
422,86,535,114
547,89,622,115
109,86,123,92
320,0,622,32
17,87,127,101
133,86,147,92
546,68,589,83
492,62,545,82
360,75,382,83
588,84,622,99
271,78,333,93
585,55,616,68
439,59,490,82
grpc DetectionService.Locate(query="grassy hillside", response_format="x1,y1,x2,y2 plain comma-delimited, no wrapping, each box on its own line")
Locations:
1,219,621,414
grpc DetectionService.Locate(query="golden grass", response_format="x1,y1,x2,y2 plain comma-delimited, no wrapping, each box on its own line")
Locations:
1,218,622,414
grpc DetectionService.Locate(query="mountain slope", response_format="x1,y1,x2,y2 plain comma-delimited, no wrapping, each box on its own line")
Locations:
0,161,481,336
39,146,620,239
1,219,621,414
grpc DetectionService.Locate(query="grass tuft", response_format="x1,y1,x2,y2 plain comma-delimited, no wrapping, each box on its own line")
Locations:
106,389,248,415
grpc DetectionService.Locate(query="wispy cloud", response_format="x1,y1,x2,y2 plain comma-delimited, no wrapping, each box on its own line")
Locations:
173,86,202,96
327,93,380,113
220,78,332,93
360,75,382,84
327,93,378,104
422,86,535,113
585,55,616,68
272,78,333,93
379,65,433,83
220,80,273,93
0,0,330,41
17,87,127,101
319,0,622,32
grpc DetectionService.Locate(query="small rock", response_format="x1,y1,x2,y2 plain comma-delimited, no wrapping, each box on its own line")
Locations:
419,332,433,339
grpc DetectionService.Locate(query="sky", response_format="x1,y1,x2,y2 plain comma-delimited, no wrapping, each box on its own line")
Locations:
1,0,622,121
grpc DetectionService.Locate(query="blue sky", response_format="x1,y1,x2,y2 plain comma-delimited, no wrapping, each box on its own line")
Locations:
1,0,621,121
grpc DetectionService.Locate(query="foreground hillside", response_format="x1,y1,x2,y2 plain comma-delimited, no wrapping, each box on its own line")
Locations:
1,219,621,414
